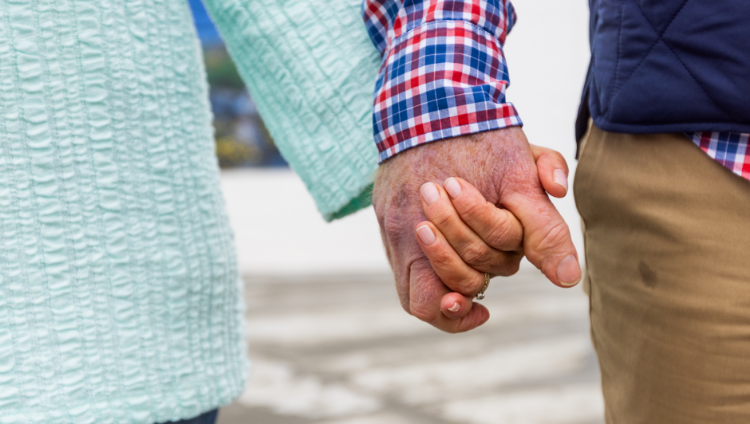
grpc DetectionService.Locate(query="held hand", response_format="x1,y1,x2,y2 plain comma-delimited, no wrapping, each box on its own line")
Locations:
416,144,577,317
373,127,580,333
415,180,523,318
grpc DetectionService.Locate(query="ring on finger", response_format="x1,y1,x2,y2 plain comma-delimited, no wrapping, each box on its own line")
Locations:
475,273,490,300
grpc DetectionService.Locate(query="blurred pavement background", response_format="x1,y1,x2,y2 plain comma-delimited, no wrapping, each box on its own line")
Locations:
189,0,603,422
217,273,602,424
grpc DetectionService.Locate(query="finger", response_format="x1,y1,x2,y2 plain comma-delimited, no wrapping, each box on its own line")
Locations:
415,222,487,297
420,182,522,276
501,149,581,288
442,177,524,252
530,145,569,198
409,258,490,333
440,292,476,320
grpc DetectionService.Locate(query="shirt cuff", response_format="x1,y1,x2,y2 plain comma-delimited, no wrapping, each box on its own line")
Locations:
372,20,522,163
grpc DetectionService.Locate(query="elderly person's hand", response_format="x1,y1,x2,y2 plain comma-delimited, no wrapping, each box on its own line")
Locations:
417,144,573,317
372,127,580,333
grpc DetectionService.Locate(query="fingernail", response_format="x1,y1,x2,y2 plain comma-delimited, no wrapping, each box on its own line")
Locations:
416,225,436,245
420,182,440,205
557,255,581,287
554,169,568,191
448,302,460,312
444,177,462,198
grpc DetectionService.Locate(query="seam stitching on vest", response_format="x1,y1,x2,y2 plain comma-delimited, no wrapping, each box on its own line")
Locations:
658,40,737,122
606,0,691,118
606,0,736,123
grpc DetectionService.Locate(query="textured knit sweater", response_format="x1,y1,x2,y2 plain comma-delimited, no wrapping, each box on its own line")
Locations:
0,0,247,422
0,0,380,421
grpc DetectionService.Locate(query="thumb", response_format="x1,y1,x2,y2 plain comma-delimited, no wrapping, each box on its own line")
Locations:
503,179,581,288
530,145,569,198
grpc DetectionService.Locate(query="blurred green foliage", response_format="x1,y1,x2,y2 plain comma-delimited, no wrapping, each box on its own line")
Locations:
204,48,244,89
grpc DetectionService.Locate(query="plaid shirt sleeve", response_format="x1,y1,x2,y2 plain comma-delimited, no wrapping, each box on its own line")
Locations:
363,0,521,162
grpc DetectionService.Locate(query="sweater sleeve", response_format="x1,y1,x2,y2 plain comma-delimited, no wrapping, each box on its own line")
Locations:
200,0,382,221
363,0,521,162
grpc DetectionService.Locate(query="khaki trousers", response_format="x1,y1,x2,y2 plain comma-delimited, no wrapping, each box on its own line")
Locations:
574,124,750,423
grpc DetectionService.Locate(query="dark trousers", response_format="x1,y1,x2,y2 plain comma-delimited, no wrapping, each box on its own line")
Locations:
157,409,218,424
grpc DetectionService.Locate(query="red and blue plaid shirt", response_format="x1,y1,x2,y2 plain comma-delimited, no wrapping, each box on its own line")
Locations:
688,132,750,179
363,0,750,180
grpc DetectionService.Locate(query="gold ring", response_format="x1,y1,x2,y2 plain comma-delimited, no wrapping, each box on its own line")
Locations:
476,273,490,300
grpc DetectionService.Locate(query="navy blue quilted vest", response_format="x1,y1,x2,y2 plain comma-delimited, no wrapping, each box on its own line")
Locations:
576,0,750,142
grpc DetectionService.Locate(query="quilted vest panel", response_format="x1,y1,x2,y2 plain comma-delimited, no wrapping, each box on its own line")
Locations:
577,0,750,141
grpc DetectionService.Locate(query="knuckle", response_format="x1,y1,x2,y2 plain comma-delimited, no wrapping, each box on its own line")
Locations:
457,274,484,295
485,213,513,247
470,273,485,292
438,273,473,296
428,247,453,269
431,207,459,229
456,198,485,222
460,242,492,269
536,220,570,253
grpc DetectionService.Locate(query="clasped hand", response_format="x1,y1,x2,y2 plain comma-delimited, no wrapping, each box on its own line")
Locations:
372,127,580,333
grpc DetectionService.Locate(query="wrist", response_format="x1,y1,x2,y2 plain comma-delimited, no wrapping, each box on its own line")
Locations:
374,127,530,211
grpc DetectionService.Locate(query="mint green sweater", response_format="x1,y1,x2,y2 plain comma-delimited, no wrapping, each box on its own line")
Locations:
0,0,377,422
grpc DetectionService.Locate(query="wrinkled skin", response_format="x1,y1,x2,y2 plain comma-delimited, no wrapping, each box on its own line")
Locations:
372,127,579,333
